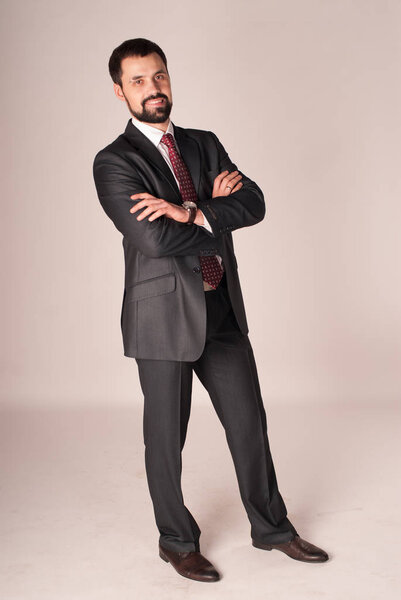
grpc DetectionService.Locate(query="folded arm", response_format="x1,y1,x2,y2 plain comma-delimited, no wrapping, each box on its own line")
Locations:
197,131,266,237
93,151,221,258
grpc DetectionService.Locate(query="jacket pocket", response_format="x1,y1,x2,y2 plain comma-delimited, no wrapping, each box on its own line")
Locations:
126,273,176,302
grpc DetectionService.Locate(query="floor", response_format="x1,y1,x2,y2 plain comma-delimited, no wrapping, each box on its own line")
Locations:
1,400,400,600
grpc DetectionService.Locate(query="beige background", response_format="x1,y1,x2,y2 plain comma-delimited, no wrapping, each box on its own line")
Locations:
1,0,400,408
1,1,401,599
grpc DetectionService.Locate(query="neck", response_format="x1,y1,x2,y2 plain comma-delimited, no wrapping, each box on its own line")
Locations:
132,116,169,132
150,122,169,132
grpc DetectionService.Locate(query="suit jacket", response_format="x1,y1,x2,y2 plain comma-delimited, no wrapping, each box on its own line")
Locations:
93,119,265,360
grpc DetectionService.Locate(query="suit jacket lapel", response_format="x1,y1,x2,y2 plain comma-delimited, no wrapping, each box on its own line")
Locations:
123,120,181,200
123,119,201,200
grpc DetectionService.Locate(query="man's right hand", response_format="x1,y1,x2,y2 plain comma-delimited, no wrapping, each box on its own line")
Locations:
212,170,243,198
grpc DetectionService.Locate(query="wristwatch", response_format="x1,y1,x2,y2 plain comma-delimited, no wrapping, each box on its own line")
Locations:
182,201,197,225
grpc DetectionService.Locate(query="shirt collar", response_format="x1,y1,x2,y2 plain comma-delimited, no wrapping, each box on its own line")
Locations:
131,117,175,148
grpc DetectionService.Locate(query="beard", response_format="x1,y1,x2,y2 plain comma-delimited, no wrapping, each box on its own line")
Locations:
125,93,172,123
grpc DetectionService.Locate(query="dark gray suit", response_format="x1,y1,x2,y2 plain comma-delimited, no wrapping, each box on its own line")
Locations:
93,120,297,552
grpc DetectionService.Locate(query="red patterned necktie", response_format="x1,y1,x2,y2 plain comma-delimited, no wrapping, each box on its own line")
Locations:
161,133,224,289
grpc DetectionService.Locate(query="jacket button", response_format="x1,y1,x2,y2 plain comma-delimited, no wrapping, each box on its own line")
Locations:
193,266,201,273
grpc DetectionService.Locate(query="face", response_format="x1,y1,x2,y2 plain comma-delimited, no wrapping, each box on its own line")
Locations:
114,52,173,129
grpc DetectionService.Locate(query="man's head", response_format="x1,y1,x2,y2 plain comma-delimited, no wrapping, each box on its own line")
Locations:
109,38,172,127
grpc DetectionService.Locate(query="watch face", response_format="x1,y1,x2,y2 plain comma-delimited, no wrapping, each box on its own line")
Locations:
183,201,197,208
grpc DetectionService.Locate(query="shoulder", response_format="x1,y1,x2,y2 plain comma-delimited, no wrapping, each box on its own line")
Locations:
174,126,221,154
94,133,128,159
93,134,136,172
174,125,219,142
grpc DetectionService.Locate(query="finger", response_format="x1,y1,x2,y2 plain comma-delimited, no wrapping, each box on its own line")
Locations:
148,208,167,221
219,177,241,195
223,174,242,189
136,204,162,220
224,171,241,183
130,201,147,213
226,175,242,191
130,199,160,213
230,182,243,193
217,172,240,193
130,193,154,199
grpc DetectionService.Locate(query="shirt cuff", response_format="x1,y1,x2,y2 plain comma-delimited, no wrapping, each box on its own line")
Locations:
198,211,213,233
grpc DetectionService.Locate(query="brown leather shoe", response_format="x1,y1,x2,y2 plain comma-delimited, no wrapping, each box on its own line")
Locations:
252,534,329,563
159,544,221,582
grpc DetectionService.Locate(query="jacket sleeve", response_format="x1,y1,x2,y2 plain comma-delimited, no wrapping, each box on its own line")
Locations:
93,150,221,258
197,131,266,237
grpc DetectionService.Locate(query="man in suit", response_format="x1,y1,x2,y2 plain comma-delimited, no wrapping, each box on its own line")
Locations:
93,38,328,582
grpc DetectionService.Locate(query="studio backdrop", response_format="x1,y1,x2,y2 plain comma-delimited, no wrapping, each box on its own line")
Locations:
1,0,400,409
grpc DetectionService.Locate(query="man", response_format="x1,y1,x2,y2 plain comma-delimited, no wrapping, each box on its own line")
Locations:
93,38,329,583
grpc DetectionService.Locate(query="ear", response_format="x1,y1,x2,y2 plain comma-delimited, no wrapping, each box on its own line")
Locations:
113,83,125,102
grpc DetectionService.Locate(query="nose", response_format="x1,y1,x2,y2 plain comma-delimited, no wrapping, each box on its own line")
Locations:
148,79,162,96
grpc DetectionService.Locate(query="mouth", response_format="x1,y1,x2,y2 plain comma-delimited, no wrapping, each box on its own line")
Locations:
146,98,165,106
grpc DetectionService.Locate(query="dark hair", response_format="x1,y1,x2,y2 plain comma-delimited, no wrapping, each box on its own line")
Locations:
108,38,168,87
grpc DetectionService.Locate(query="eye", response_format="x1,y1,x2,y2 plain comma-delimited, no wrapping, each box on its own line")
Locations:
134,79,143,85
155,74,164,80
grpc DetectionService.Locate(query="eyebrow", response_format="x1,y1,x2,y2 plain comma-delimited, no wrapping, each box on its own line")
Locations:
128,70,167,83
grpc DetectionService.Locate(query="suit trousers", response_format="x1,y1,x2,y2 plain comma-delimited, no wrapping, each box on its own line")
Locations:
135,273,298,552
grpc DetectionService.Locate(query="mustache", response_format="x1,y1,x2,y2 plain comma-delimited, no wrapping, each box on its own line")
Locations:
143,94,169,106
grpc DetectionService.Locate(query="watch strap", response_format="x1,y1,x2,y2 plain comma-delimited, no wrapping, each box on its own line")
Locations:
184,204,197,225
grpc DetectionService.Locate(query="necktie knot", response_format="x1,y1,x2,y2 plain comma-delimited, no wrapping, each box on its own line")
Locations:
161,133,176,149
